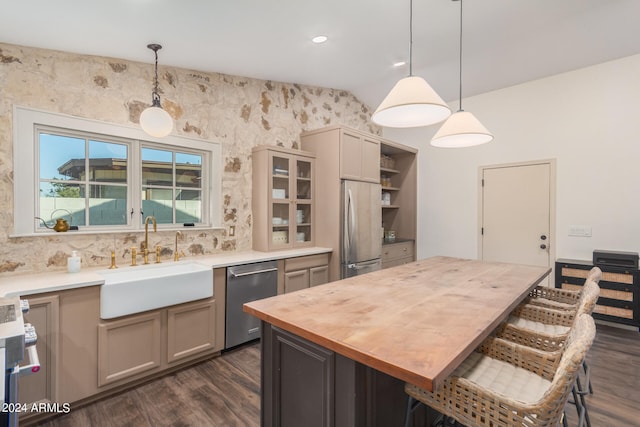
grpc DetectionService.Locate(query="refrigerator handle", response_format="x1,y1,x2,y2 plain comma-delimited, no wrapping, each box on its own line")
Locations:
344,188,355,257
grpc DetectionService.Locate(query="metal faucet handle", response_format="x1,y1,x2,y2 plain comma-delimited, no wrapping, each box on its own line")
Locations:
155,245,162,263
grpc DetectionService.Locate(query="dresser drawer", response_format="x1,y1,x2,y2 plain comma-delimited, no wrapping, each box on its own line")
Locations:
382,241,414,262
382,257,413,269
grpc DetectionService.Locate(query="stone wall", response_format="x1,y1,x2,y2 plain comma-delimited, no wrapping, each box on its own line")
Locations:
0,42,379,276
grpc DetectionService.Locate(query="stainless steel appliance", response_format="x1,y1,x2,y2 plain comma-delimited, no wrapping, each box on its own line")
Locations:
341,180,382,278
1,296,40,427
225,260,278,349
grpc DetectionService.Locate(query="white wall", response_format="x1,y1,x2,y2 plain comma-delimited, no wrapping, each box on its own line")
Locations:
384,54,640,262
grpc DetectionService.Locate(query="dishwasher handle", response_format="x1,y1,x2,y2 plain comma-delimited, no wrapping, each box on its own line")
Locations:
229,267,278,278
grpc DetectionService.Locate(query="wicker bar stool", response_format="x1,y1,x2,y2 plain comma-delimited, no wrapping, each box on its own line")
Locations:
526,267,601,311
524,267,601,397
499,280,599,350
497,281,600,427
404,314,596,427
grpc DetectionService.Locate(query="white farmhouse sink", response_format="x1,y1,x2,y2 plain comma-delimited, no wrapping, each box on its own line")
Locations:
98,262,213,319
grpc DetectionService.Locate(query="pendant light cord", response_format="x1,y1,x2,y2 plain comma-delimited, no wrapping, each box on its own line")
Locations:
147,44,163,107
153,48,159,100
409,0,414,76
458,0,464,112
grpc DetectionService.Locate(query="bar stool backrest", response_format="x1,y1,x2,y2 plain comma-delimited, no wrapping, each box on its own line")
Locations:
576,280,600,317
586,266,602,284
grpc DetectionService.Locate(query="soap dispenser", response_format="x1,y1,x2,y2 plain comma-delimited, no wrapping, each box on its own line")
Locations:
68,251,81,273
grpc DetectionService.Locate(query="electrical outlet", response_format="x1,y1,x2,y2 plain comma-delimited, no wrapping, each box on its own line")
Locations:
229,225,235,237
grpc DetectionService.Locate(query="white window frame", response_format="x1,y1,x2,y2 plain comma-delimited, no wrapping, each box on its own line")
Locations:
13,106,222,236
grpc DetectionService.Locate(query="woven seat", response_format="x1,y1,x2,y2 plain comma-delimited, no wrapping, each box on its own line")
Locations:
499,280,600,351
526,267,601,311
404,314,596,427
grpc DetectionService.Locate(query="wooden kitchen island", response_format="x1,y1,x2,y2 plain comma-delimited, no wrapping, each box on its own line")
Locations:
244,256,551,427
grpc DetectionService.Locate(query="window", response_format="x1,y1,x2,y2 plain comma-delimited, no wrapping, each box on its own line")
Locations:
38,129,129,228
14,106,222,235
141,147,203,224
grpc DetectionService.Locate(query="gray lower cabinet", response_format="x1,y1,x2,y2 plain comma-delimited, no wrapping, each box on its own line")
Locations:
261,323,431,427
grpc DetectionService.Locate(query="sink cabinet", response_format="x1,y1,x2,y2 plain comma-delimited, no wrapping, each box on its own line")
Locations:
98,311,163,386
167,299,217,364
98,297,216,386
18,270,225,424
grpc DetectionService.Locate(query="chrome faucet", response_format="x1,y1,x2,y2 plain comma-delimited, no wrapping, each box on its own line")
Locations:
143,216,157,264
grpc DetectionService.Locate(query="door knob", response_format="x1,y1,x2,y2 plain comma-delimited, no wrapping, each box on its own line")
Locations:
540,235,547,240
540,244,547,249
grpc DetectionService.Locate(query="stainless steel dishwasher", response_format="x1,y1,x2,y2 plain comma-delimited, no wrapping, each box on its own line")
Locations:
225,260,278,349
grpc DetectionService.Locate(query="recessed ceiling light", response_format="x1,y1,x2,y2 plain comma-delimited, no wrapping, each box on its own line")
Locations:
312,35,328,44
393,61,407,67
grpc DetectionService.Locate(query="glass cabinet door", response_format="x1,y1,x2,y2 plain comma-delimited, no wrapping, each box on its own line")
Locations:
253,146,315,252
271,155,291,247
294,158,313,245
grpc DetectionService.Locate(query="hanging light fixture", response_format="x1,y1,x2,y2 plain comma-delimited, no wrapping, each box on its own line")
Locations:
372,0,451,128
139,44,174,138
431,0,493,148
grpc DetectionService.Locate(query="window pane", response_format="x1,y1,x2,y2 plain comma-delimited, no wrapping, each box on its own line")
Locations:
176,190,202,223
39,133,85,181
176,152,202,188
142,187,173,224
142,148,172,186
38,182,85,227
89,185,128,225
89,140,127,184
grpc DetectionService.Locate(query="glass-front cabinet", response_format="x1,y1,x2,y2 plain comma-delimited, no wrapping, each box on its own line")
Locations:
252,146,314,251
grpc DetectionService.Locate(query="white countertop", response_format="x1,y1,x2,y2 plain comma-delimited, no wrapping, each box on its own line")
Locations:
0,247,332,298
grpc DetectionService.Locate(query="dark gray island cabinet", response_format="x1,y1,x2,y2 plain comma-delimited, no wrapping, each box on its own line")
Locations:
260,324,430,427
244,256,551,427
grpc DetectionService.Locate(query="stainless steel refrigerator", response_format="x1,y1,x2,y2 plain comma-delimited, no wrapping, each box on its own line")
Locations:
341,180,382,278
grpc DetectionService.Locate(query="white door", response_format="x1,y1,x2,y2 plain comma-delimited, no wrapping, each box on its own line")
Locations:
480,161,554,275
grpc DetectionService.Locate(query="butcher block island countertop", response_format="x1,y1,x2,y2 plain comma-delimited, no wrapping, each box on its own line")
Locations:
244,256,551,393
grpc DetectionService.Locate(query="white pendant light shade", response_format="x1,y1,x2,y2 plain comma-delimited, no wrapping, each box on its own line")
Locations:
430,111,493,148
372,76,451,128
140,105,173,138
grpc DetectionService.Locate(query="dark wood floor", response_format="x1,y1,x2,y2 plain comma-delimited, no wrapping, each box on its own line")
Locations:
32,344,261,427
32,323,639,427
564,323,640,427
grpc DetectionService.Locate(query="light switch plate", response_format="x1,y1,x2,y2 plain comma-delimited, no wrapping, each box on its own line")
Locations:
569,225,592,237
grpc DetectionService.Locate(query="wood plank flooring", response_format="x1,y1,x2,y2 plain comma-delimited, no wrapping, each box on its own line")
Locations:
31,323,639,427
31,344,261,427
563,323,640,427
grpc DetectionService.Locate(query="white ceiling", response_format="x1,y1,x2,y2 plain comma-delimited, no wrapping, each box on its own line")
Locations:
2,0,639,109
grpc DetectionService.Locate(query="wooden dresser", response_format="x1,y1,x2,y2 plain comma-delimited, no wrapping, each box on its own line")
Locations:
555,258,639,328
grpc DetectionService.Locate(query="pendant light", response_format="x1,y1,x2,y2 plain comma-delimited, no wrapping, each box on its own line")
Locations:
139,44,174,138
431,0,493,147
372,0,451,128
